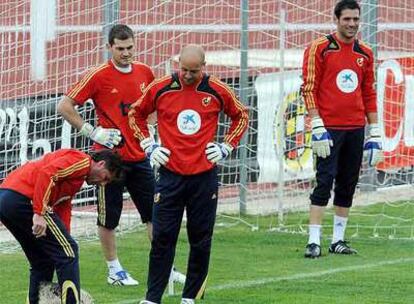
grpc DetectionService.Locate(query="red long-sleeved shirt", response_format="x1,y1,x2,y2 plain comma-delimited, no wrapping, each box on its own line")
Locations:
66,60,155,161
301,33,377,128
0,149,91,230
129,73,249,175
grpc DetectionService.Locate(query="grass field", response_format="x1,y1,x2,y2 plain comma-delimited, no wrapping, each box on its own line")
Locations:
1,203,413,304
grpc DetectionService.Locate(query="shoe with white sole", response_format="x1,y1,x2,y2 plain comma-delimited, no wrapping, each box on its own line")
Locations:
107,270,138,286
181,299,195,304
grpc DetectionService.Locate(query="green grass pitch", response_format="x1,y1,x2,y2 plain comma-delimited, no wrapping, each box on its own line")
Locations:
1,203,413,303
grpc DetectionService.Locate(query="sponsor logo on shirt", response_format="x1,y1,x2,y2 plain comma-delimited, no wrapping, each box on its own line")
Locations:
202,96,211,107
336,69,358,93
177,109,201,135
110,88,119,94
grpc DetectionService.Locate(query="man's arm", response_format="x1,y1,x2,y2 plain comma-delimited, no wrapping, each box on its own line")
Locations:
301,40,333,158
128,84,156,142
204,78,249,164
58,95,121,149
57,96,85,131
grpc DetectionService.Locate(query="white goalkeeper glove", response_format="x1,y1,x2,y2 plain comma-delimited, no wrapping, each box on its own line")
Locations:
140,137,171,167
364,123,383,166
311,117,333,159
80,123,122,149
205,142,233,163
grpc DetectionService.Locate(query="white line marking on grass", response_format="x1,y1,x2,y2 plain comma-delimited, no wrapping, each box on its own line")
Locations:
116,258,414,304
210,257,414,291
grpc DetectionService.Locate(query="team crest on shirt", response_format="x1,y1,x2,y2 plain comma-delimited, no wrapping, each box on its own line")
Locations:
356,57,364,67
202,97,211,107
336,69,358,93
177,109,201,135
140,82,147,93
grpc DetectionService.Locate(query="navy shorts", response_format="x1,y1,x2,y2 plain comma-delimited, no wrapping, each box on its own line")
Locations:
97,159,154,229
310,128,364,208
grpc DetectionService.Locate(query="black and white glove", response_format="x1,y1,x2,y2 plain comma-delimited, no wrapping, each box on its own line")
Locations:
140,137,171,167
205,142,233,163
364,123,383,166
311,117,333,159
80,123,122,149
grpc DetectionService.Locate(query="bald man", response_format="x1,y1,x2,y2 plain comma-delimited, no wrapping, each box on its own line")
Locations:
129,45,249,304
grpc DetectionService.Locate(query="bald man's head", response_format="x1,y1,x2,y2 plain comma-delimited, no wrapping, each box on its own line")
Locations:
179,44,205,63
179,44,206,85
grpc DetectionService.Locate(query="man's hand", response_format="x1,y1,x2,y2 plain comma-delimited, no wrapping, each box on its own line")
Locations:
80,123,122,149
364,123,383,166
140,137,171,167
32,214,47,238
311,117,333,159
205,142,233,163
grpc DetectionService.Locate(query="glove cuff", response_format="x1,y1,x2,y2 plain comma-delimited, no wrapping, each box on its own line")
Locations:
368,123,380,137
140,137,155,155
221,143,234,155
80,123,94,137
311,117,324,129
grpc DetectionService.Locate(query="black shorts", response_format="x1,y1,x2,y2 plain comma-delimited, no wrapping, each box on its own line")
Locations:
97,159,155,229
310,128,364,208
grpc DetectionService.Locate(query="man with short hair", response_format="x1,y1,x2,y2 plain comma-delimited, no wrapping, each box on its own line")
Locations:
301,0,382,258
57,24,156,285
129,44,249,304
0,149,123,304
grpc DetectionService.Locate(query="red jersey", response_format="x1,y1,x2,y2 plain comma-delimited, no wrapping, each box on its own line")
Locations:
129,73,249,175
0,149,91,230
66,60,155,161
301,33,377,128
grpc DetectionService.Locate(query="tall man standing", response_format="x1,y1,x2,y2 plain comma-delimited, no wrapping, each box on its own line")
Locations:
129,44,249,304
301,0,382,258
0,149,123,303
57,24,155,285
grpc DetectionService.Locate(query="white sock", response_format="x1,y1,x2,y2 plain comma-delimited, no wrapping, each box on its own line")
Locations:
332,215,348,243
308,224,321,245
107,258,123,275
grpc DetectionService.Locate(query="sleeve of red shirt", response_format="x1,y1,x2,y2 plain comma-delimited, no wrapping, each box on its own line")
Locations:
362,48,377,114
212,78,249,148
65,67,99,105
53,200,72,232
128,82,157,141
301,41,324,111
32,151,91,216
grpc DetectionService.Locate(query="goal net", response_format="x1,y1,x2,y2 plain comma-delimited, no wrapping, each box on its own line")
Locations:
1,0,414,250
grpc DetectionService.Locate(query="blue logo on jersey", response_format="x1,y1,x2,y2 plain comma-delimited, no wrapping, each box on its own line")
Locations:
183,114,196,125
342,73,354,83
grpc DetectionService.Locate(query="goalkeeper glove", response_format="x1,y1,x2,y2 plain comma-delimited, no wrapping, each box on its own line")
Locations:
80,123,122,149
205,142,233,163
140,137,171,167
311,117,333,159
364,123,383,166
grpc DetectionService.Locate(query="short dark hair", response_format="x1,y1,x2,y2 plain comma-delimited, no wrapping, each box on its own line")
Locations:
108,24,134,46
90,150,123,181
334,0,360,19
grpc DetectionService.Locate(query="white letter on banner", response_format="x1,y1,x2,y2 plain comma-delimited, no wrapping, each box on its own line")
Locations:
18,107,29,165
377,60,404,152
404,75,414,146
